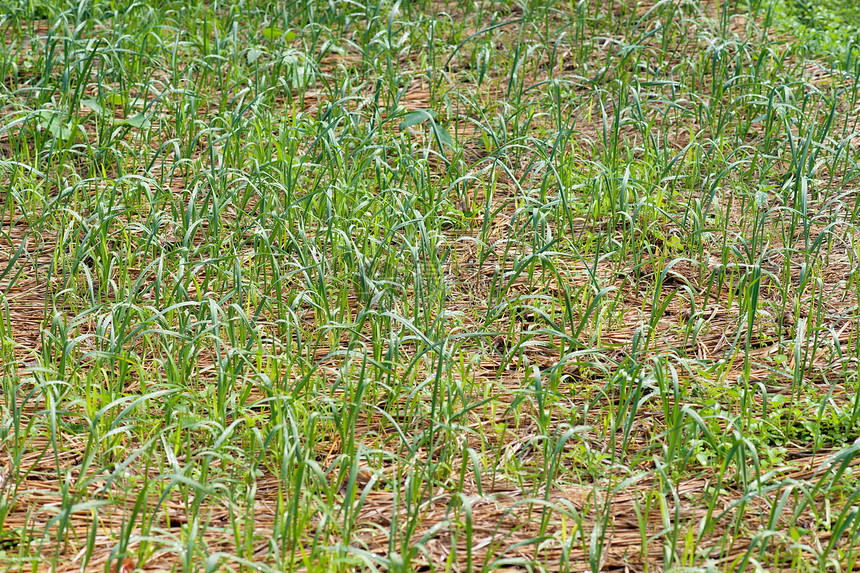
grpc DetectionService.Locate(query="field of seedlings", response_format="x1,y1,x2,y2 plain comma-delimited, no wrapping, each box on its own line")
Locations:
3,0,860,571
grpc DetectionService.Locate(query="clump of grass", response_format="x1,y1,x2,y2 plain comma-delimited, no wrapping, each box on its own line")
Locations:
2,0,860,571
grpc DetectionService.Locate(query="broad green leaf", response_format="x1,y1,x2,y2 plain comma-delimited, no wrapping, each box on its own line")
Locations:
35,112,75,141
398,109,453,154
261,27,289,40
399,110,436,131
290,65,314,89
430,122,453,149
47,120,73,141
247,47,264,64
105,93,127,106
322,41,346,56
81,98,103,114
124,113,150,129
